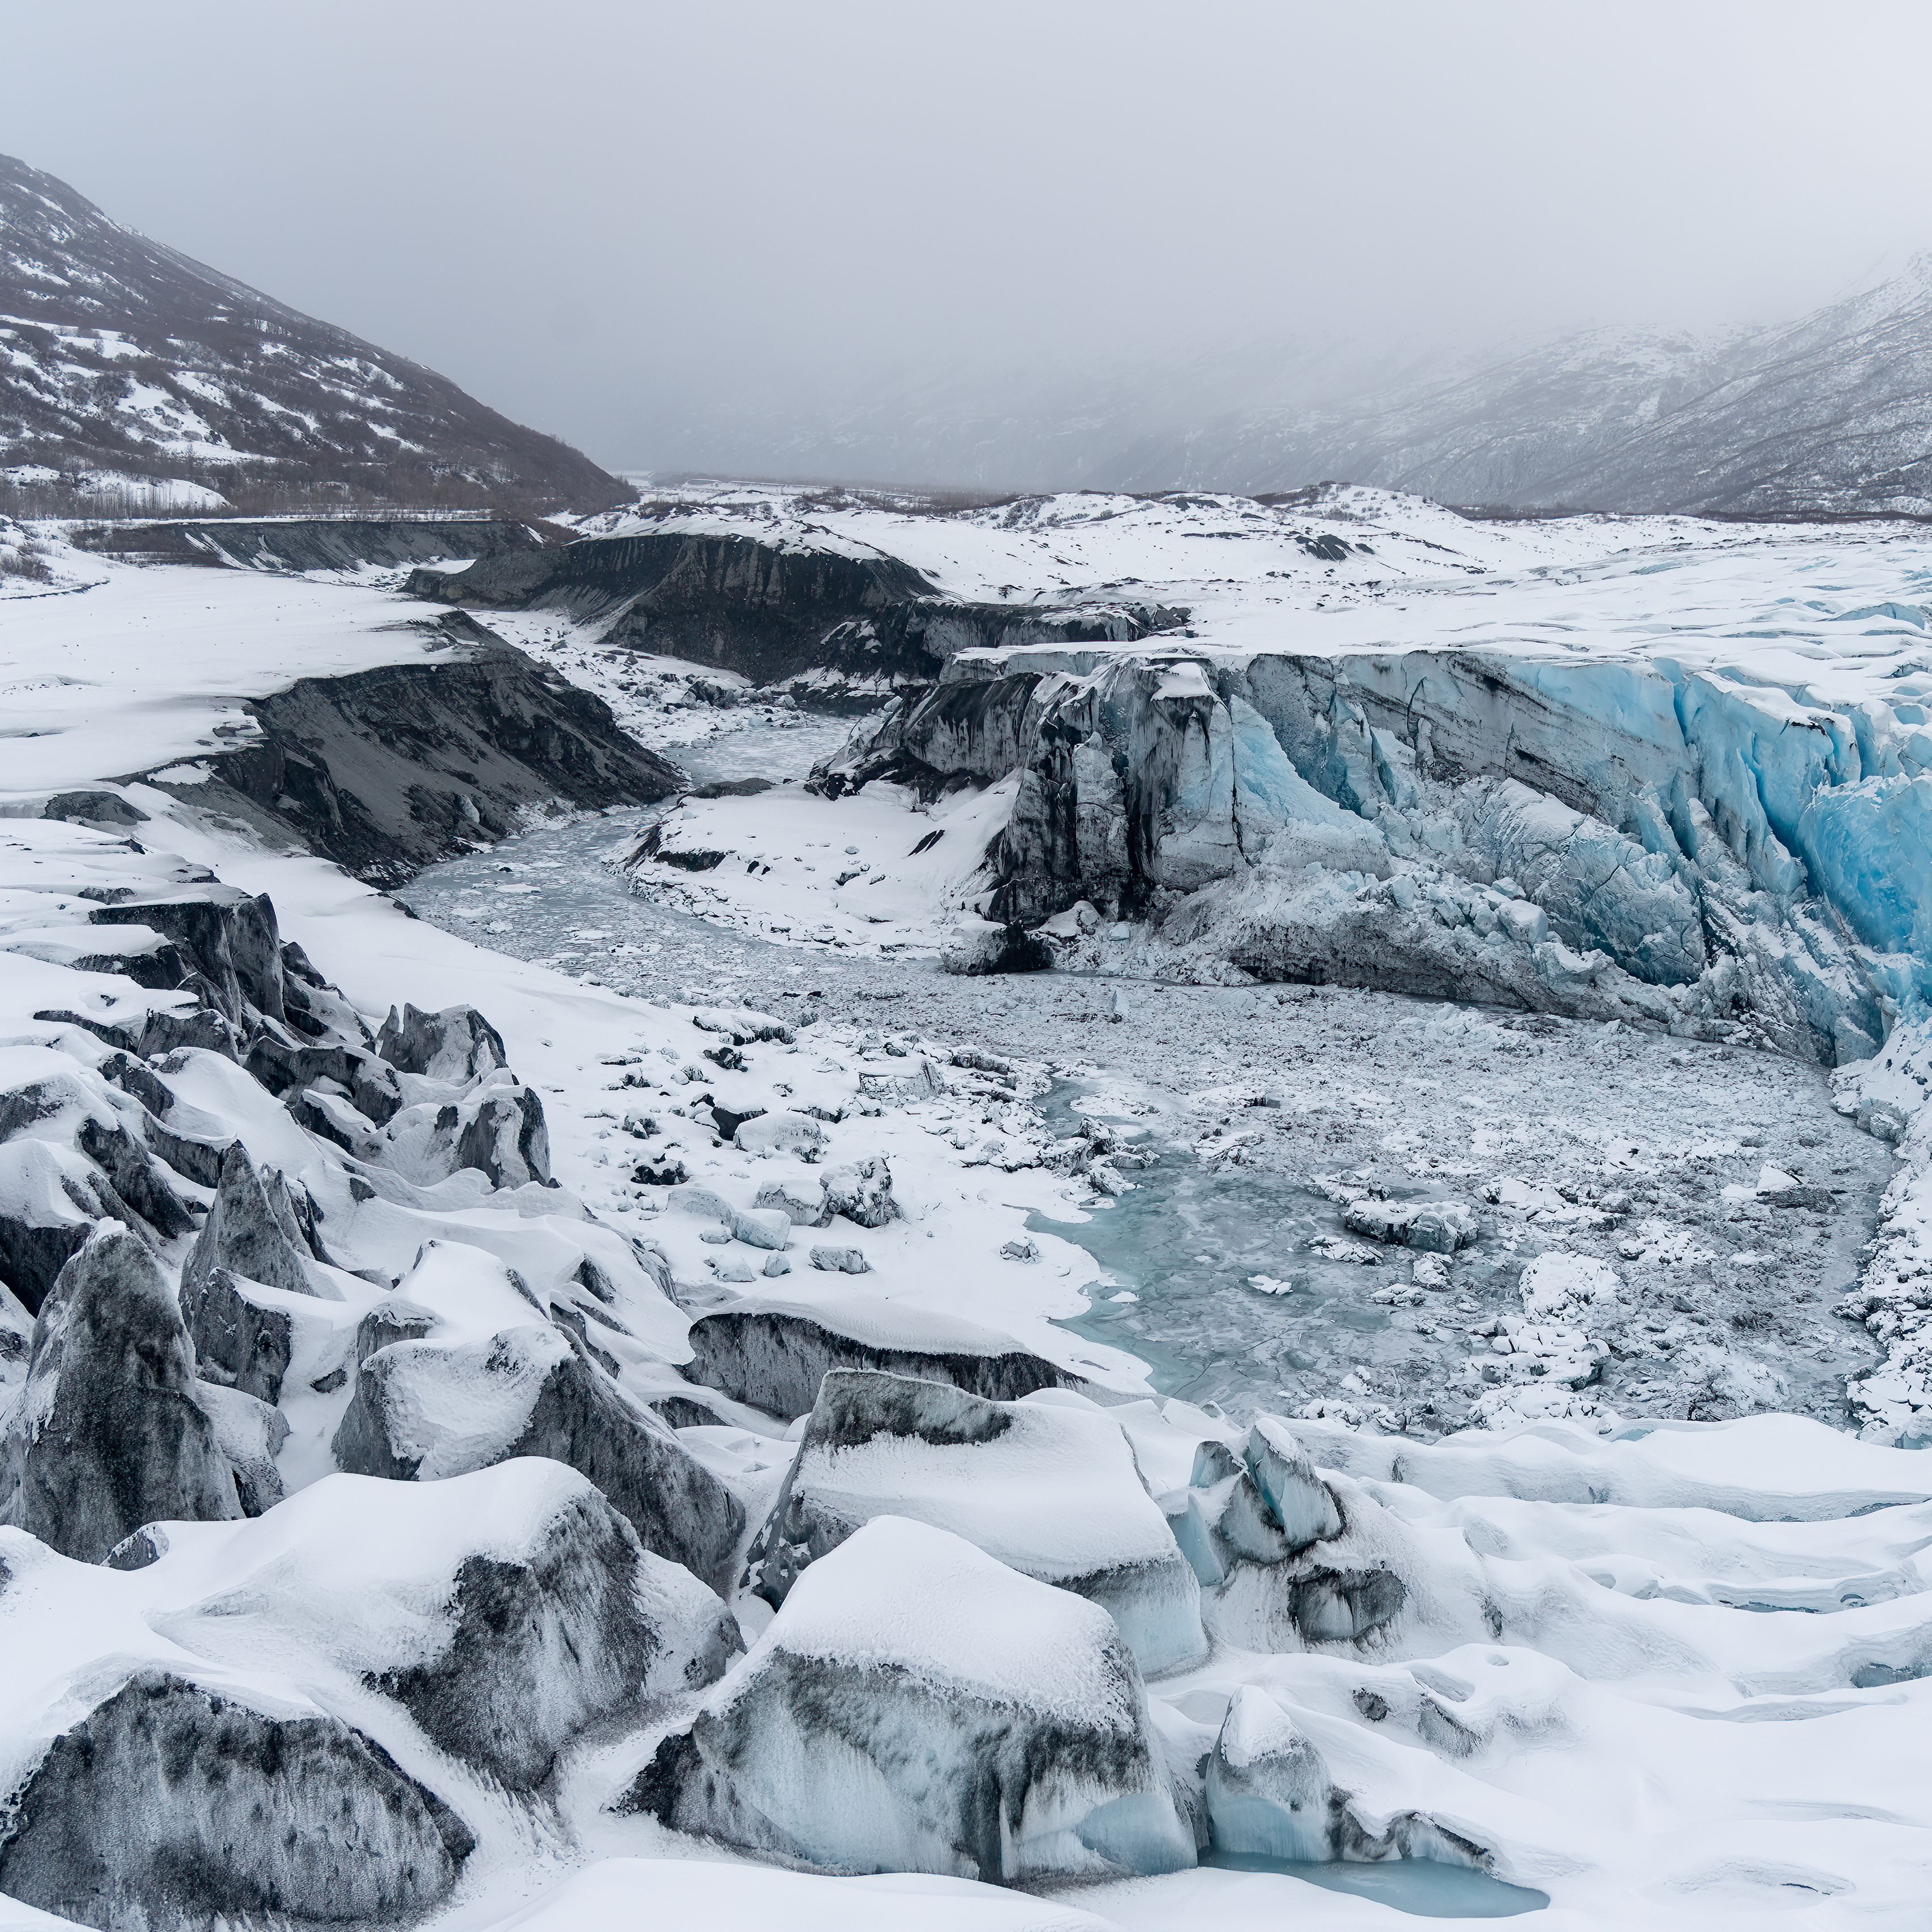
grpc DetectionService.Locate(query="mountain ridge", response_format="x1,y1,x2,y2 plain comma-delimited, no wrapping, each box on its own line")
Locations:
0,154,622,514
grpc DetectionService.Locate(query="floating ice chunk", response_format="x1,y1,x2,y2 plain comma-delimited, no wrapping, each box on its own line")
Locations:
1342,1197,1477,1253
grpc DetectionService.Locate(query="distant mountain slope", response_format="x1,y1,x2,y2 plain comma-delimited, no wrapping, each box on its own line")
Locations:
653,261,1932,517
1100,261,1932,515
0,154,621,513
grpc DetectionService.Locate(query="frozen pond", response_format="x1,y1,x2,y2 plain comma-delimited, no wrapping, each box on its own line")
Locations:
401,747,1894,1435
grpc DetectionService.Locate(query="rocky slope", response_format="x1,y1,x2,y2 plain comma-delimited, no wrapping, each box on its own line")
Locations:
0,154,621,514
165,614,682,885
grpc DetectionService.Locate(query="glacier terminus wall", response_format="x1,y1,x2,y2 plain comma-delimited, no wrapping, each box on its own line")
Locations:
828,639,1932,1069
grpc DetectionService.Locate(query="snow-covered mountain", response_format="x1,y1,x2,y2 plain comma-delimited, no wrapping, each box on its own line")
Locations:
0,155,621,513
661,261,1932,515
1108,259,1932,514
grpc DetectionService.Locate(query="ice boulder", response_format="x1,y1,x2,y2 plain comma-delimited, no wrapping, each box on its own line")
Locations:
177,1145,339,1403
0,1224,240,1561
666,1181,791,1249
331,1246,743,1590
180,1143,322,1304
0,1668,472,1932
684,1293,1073,1418
628,1517,1195,1883
736,1110,829,1160
1170,1421,1342,1586
0,1051,196,1313
1170,1422,1421,1653
89,884,289,1026
382,1069,552,1190
144,1461,741,1789
752,1371,1205,1675
1206,1685,1490,1868
1204,1685,1332,1860
821,1156,901,1228
193,1380,289,1516
375,1000,508,1083
1341,1197,1477,1253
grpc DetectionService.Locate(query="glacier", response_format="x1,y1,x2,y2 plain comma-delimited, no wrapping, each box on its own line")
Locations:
3,493,1932,1932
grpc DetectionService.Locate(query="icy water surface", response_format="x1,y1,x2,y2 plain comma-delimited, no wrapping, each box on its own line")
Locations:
1034,1084,1460,1417
1202,1851,1548,1916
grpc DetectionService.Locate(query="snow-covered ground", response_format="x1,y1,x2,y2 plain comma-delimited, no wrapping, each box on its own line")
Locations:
583,477,1932,705
1,505,1931,1930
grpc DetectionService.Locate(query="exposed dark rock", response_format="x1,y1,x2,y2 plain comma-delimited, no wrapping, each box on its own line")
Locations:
0,1225,240,1562
689,777,774,798
182,1267,295,1405
243,1023,355,1097
352,1299,438,1366
72,1116,195,1241
0,1201,92,1320
685,1298,1073,1419
76,517,553,574
649,1389,735,1431
455,1079,552,1188
41,790,147,826
104,1524,170,1571
36,1004,240,1063
627,823,726,872
0,1078,192,1313
408,528,940,683
180,1143,319,1305
0,1669,472,1931
632,1154,689,1187
410,525,1184,698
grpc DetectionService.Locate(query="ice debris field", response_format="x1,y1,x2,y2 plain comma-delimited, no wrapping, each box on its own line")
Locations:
0,491,1929,1930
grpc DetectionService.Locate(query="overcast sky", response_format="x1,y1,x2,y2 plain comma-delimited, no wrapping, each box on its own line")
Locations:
11,0,1932,479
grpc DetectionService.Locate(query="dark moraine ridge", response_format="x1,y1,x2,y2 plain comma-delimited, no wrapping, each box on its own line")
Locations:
72,515,557,575
408,527,1184,692
142,614,681,885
